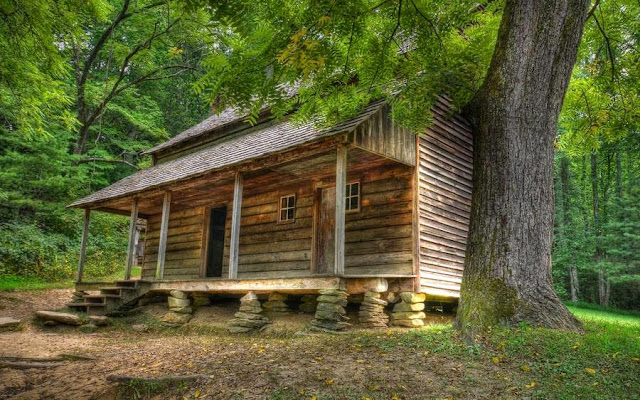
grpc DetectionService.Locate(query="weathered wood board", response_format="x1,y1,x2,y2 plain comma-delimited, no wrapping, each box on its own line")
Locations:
417,98,473,298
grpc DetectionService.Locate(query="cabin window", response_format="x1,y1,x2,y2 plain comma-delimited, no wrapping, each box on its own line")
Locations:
279,194,296,223
345,182,360,213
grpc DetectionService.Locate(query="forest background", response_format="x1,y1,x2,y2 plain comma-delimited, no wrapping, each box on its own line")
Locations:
0,0,638,310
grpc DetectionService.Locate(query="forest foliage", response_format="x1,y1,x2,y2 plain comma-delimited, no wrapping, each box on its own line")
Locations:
0,0,638,308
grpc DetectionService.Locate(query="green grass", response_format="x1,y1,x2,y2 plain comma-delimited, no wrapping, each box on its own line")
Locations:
0,266,142,291
0,275,75,291
263,306,640,400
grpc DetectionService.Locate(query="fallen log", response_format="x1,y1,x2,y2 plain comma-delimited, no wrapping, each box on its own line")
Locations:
0,361,66,369
106,374,209,384
0,354,95,362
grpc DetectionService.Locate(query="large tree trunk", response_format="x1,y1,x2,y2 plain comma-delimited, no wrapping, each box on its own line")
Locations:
456,0,587,337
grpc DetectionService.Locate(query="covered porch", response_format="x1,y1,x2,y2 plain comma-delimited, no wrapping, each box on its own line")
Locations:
73,141,417,295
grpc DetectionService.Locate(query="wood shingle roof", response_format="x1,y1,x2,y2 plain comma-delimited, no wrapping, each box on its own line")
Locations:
69,100,386,208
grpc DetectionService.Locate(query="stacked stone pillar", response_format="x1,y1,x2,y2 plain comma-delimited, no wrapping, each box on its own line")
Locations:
358,292,389,328
391,292,426,327
162,290,193,325
228,292,270,333
262,292,290,314
310,289,350,331
70,290,88,304
299,295,318,313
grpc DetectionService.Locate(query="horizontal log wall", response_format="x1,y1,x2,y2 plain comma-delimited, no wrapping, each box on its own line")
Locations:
345,162,414,276
221,182,315,279
418,101,473,298
141,207,205,280
139,157,416,281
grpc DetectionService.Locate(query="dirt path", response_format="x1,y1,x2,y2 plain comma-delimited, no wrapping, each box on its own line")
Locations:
0,290,517,400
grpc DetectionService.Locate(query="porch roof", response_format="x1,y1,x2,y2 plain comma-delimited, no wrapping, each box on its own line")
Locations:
69,100,386,209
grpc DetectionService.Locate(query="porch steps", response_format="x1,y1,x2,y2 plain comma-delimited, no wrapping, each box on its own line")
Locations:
67,279,151,316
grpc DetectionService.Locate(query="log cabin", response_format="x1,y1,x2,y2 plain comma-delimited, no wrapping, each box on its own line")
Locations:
68,96,473,316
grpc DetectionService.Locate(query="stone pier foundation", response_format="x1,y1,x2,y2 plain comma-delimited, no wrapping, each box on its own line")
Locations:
162,290,193,326
310,289,350,331
391,292,426,327
299,295,318,313
358,292,389,328
228,292,270,333
262,292,290,314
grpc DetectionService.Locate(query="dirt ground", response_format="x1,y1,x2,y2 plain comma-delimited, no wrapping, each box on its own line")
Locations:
0,289,521,400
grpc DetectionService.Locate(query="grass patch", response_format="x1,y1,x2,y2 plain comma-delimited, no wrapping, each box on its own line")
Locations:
115,378,192,400
0,267,142,291
0,275,74,291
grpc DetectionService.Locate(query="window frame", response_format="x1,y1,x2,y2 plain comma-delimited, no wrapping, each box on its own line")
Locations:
345,181,361,214
278,193,296,224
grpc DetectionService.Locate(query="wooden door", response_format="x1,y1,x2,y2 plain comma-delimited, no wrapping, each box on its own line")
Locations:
205,206,227,277
315,186,335,274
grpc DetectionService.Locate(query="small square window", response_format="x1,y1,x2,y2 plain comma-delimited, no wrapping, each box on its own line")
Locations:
345,182,360,213
279,194,296,223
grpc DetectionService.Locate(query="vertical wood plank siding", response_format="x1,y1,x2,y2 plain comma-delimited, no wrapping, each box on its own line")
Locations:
142,207,206,280
418,99,473,298
349,106,416,166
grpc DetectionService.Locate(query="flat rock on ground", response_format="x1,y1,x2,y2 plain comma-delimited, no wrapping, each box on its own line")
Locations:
34,311,83,326
0,317,21,328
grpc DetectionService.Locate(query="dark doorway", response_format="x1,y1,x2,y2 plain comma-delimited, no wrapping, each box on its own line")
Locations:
206,206,227,278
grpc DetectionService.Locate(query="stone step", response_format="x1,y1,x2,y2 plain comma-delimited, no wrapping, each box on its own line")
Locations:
84,294,121,299
114,280,138,288
99,286,138,291
67,302,106,308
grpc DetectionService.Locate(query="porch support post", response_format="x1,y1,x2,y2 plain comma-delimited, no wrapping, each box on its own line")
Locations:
334,144,347,276
156,191,171,280
229,171,243,279
124,198,139,281
76,208,91,283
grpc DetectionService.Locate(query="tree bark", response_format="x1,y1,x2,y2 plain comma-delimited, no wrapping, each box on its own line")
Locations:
560,155,580,302
456,0,588,338
591,153,609,305
569,266,580,302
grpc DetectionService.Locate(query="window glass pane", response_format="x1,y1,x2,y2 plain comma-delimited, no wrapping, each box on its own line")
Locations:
352,183,359,195
281,197,287,208
281,210,287,221
288,196,295,207
288,208,294,220
350,197,358,210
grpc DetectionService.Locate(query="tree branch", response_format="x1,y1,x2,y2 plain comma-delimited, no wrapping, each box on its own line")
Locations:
78,0,132,91
76,158,140,170
369,0,402,91
409,0,444,51
84,19,182,130
591,8,615,82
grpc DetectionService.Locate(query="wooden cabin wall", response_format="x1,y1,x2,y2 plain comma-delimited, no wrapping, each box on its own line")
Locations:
417,109,473,298
141,207,206,280
221,182,315,279
345,161,414,276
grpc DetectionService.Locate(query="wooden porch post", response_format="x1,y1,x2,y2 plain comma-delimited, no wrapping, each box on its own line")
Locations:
76,208,91,283
334,145,347,276
229,171,243,279
124,198,139,281
156,191,171,280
